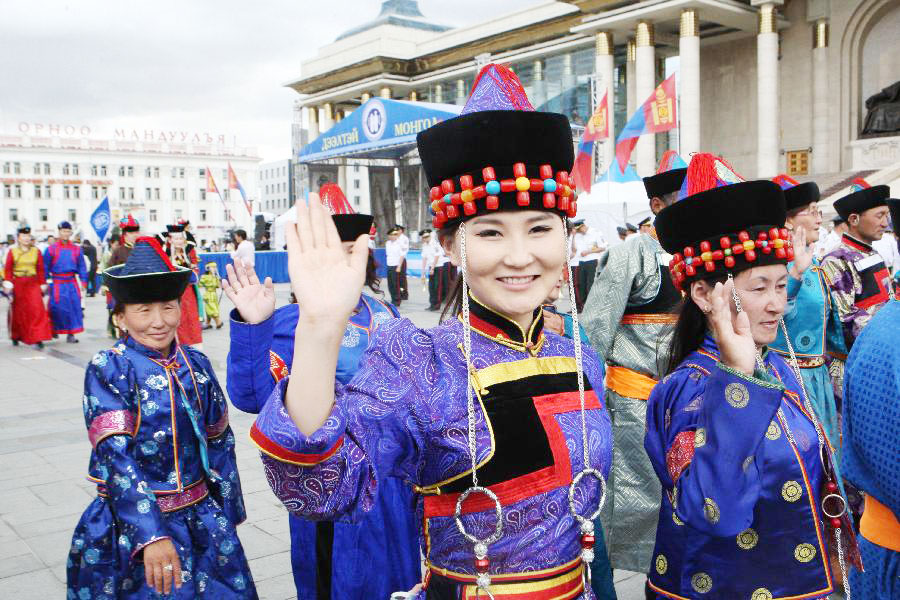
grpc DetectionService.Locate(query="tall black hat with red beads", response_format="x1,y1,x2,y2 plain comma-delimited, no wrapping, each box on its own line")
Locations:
417,64,577,229
655,153,792,291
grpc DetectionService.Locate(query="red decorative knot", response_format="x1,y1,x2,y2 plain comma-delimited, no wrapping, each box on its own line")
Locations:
667,229,794,290
475,557,490,572
826,482,838,493
830,517,842,529
580,534,596,549
430,162,577,227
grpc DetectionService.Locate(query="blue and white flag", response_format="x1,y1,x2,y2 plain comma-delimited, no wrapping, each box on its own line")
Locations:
90,196,111,243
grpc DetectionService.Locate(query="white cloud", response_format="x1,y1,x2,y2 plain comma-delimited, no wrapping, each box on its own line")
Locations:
0,0,526,160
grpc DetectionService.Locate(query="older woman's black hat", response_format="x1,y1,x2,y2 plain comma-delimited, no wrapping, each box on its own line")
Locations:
656,154,791,290
103,237,192,304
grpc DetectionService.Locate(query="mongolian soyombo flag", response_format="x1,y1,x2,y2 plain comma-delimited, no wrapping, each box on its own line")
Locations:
227,162,252,217
571,92,609,193
614,73,677,172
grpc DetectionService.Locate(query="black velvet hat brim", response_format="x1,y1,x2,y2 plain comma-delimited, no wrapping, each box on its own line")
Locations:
332,214,373,242
656,180,788,282
103,266,192,305
833,185,890,220
783,181,820,212
643,168,687,199
417,110,573,227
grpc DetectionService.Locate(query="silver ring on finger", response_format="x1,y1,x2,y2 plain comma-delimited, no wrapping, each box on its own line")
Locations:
163,564,174,571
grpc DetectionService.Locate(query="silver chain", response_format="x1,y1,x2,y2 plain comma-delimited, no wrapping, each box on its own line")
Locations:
563,225,590,471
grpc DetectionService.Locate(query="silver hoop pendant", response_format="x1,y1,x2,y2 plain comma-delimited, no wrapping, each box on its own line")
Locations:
568,468,607,589
821,493,848,520
455,486,503,599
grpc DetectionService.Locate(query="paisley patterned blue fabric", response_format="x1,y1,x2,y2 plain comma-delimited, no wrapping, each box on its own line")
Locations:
227,293,421,599
67,336,256,599
771,258,847,460
254,310,612,600
843,300,900,598
645,337,834,599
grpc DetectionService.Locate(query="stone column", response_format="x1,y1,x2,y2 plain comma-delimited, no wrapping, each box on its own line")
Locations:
756,3,780,177
361,92,371,103
679,9,700,157
531,59,547,107
379,86,391,99
409,90,418,101
626,39,636,117
321,102,334,132
635,21,656,176
433,84,443,104
812,19,829,174
307,105,319,140
456,79,466,105
595,31,615,170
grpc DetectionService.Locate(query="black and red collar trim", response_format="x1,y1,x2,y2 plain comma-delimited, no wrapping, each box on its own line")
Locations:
842,233,873,253
459,294,544,354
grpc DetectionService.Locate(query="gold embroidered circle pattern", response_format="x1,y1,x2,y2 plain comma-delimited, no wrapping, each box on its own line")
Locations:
725,382,749,408
736,528,759,550
766,421,781,440
794,543,816,563
703,498,720,524
751,588,773,600
691,572,713,594
672,511,684,526
782,480,803,502
655,554,667,575
694,428,707,448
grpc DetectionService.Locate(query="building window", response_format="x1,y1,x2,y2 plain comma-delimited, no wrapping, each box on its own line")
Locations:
100,165,107,176
175,209,183,220
13,162,21,175
119,187,125,199
35,185,42,199
179,168,185,178
145,188,152,201
154,188,160,200
44,185,51,198
14,185,22,199
127,166,134,177
354,179,360,189
119,166,126,177
72,164,79,175
199,209,207,221
145,167,152,177
39,208,48,222
3,184,10,198
33,163,41,175
64,185,71,199
68,209,77,222
63,164,70,175
199,168,206,177
9,208,18,222
2,162,9,174
179,188,185,201
43,163,50,175
153,167,160,178
128,188,135,200
149,209,158,222
101,186,108,198
92,186,99,200
786,150,809,176
91,165,98,176
73,186,80,199
354,195,361,206
200,189,206,200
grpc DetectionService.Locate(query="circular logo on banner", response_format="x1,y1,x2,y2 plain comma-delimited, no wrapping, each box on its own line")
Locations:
92,211,110,231
361,99,387,142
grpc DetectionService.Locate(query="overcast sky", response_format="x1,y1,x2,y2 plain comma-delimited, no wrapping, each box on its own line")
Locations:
0,0,525,162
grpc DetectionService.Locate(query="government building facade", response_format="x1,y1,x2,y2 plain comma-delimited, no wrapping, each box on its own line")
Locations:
0,125,260,244
288,0,900,226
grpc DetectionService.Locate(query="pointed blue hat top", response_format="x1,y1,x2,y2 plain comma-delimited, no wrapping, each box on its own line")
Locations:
460,64,535,115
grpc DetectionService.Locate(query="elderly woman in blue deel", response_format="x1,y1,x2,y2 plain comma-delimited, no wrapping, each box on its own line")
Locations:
67,237,256,599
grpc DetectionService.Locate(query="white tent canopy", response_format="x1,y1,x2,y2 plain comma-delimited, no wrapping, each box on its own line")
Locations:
575,180,653,244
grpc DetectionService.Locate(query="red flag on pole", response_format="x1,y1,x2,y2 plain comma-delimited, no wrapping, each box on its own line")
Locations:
570,92,608,193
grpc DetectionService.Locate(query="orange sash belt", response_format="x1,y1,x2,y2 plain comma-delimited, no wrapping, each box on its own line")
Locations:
606,365,658,400
427,558,584,600
860,494,900,552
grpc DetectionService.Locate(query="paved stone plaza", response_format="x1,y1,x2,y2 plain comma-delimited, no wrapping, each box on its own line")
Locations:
0,281,645,599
